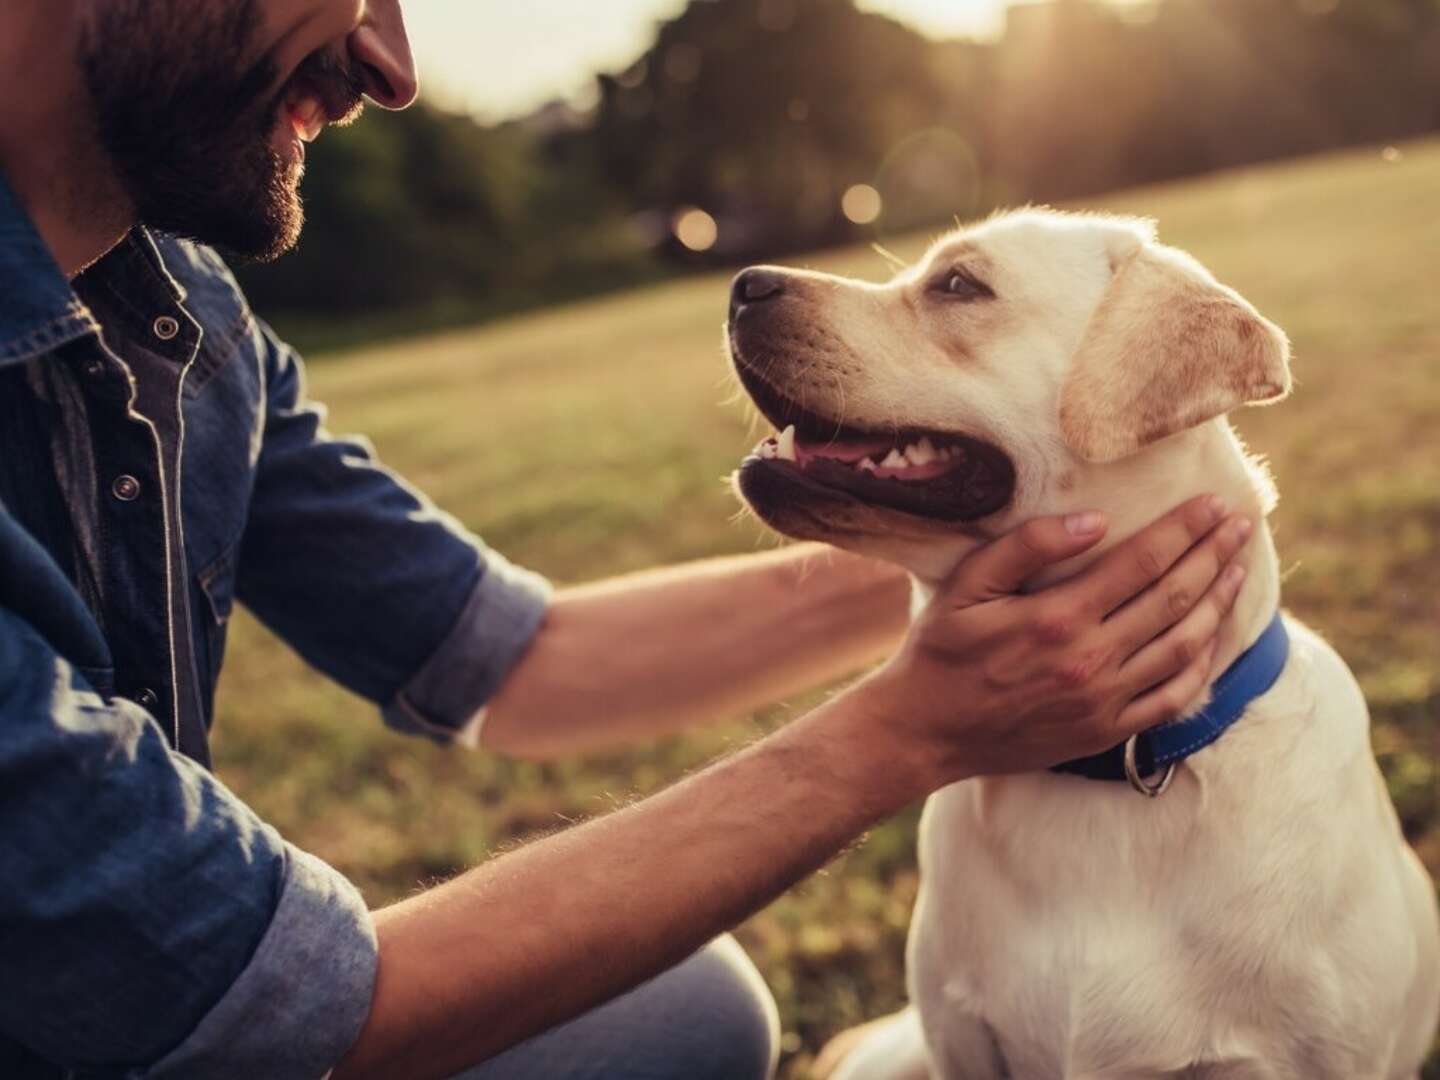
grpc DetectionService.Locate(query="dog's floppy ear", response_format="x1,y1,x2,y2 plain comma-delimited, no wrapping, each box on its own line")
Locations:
1059,242,1292,464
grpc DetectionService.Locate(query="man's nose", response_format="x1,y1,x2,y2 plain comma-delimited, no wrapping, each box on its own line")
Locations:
349,0,419,110
730,268,787,315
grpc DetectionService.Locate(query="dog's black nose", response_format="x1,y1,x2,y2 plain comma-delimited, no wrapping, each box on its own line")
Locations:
731,268,786,311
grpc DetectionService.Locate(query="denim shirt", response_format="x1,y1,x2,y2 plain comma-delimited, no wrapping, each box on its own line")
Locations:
0,175,552,1078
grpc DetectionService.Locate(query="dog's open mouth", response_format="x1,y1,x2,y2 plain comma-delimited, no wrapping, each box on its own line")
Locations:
738,370,1016,523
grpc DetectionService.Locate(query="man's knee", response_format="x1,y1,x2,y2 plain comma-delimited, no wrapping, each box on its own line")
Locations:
675,935,780,1080
449,934,779,1080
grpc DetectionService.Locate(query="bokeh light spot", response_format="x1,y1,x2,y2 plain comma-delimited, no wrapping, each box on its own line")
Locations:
842,184,884,225
674,207,719,252
1382,146,1403,163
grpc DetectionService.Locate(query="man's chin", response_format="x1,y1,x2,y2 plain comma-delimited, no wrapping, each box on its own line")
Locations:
139,153,305,263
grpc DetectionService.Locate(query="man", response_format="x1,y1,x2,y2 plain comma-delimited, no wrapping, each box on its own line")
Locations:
0,2,1253,1078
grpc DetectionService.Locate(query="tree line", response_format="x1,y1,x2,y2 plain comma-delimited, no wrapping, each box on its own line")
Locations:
236,0,1440,325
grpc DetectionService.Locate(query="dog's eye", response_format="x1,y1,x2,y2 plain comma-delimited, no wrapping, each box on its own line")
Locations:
933,269,994,301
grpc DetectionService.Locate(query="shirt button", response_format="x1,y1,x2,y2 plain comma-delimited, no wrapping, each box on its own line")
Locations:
83,357,106,379
132,688,160,711
111,474,142,502
153,315,181,341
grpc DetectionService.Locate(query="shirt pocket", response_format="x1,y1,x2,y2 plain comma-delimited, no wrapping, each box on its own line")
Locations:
181,327,262,573
194,546,236,707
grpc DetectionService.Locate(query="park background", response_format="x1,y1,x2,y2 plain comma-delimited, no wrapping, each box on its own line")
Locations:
218,1,1439,1074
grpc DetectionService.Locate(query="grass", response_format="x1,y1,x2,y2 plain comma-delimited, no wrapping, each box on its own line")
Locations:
219,137,1440,1076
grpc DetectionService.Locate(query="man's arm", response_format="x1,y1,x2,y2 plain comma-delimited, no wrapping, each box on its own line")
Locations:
482,544,911,758
236,322,904,757
0,608,376,1079
334,498,1253,1080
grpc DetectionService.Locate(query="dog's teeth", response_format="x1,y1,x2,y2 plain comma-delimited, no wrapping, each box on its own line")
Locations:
882,449,907,469
776,425,797,462
906,438,938,466
857,457,878,473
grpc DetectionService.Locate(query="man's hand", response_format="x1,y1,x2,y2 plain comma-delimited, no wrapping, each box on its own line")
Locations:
863,496,1253,788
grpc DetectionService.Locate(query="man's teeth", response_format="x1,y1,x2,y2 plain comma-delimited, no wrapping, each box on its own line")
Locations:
288,95,327,143
775,425,797,462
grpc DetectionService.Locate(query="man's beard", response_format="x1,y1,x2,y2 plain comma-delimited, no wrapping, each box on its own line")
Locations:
79,1,357,262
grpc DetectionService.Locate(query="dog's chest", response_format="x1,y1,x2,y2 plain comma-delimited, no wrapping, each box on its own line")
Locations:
910,779,1275,1072
905,651,1405,1078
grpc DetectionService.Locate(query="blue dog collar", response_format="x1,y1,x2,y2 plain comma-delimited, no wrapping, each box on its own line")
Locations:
1052,612,1290,793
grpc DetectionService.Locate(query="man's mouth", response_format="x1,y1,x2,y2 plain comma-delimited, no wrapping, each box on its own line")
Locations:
284,88,328,144
737,371,1016,523
277,54,366,150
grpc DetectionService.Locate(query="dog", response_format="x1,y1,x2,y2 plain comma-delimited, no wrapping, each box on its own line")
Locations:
725,209,1440,1078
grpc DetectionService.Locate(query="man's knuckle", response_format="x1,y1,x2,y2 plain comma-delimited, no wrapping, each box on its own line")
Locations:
1032,607,1075,645
1172,634,1198,668
1056,648,1105,690
1135,545,1167,580
1164,584,1194,620
1183,501,1214,536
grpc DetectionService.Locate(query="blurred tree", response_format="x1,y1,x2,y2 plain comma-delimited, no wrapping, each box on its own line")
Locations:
235,0,1440,326
588,0,958,254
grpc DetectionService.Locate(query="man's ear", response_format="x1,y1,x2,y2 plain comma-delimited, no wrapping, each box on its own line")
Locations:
1059,243,1292,464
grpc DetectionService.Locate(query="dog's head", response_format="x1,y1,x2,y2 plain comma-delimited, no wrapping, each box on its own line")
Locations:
727,209,1291,580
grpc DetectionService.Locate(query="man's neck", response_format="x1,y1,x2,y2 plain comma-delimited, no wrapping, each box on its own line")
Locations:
0,4,134,278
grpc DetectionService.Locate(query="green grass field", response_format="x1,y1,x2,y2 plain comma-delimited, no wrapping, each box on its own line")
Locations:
217,138,1440,1076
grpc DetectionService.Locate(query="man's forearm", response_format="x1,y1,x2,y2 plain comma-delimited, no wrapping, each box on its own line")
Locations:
332,682,923,1080
482,544,910,757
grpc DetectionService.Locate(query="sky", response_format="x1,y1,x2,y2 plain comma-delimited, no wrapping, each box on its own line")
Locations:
403,0,1013,122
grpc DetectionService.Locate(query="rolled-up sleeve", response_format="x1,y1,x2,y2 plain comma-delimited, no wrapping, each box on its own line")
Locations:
235,322,551,745
0,606,377,1078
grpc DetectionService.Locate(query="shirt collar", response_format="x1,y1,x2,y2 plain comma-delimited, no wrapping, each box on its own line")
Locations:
0,170,102,369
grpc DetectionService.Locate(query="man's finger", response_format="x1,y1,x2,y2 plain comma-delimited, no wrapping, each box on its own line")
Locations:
1105,515,1253,656
940,512,1108,608
1114,640,1219,738
1116,561,1245,692
1065,495,1228,618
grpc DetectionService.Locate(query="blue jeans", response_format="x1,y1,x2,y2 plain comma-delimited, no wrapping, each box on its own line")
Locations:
452,937,780,1080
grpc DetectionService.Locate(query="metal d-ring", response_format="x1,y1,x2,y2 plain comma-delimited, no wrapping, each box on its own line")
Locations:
1124,735,1176,798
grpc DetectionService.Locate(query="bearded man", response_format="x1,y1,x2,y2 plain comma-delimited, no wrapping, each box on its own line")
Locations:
0,3,1252,1078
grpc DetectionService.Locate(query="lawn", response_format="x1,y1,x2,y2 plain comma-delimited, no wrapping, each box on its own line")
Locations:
216,137,1440,1076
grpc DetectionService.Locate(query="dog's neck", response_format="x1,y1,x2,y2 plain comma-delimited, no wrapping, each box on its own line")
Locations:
912,419,1281,717
1075,419,1282,689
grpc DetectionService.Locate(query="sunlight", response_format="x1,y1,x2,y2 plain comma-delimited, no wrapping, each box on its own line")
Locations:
857,0,1008,39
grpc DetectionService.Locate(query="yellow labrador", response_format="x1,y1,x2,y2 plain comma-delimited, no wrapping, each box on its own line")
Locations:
726,210,1440,1079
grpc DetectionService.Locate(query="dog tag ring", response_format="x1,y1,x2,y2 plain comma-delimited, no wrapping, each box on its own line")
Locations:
1123,735,1176,798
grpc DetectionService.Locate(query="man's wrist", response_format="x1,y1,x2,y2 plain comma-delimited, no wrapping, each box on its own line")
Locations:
789,676,945,819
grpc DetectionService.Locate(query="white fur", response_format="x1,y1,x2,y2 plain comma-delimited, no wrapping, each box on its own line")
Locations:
738,211,1440,1078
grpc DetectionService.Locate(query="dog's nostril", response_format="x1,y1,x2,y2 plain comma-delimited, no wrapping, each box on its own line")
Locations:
732,268,786,308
